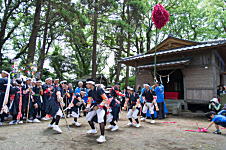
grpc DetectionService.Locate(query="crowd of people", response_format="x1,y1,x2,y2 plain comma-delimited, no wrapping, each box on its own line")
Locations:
0,70,167,143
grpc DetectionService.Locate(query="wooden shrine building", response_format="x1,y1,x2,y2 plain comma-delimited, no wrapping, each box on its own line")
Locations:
119,36,226,107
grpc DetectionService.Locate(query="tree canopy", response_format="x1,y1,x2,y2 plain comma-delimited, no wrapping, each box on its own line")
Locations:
0,0,225,82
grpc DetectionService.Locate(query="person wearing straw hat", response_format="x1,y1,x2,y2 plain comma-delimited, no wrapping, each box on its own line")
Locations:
124,87,141,128
85,79,108,143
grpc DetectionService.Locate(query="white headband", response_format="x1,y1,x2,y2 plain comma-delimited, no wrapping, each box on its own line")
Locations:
26,78,31,81
86,81,95,85
144,84,150,87
2,71,9,74
127,87,134,91
60,80,67,84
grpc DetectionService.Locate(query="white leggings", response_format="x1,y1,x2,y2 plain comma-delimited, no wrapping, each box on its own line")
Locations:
127,109,139,119
142,102,155,115
86,109,105,123
55,108,63,118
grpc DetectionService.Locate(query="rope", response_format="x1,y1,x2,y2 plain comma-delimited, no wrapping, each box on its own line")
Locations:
152,70,176,84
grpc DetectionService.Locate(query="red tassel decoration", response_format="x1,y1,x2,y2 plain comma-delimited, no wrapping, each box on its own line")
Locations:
152,4,170,29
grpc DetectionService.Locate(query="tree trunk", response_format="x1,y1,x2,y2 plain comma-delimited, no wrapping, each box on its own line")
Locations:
115,29,123,83
0,1,23,70
125,35,131,87
91,0,98,79
146,19,153,52
37,0,51,79
125,3,131,87
27,0,42,65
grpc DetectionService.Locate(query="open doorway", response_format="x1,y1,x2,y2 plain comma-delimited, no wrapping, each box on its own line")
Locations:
157,69,184,99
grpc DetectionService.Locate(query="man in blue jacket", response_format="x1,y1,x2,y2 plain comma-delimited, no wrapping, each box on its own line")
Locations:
153,82,166,119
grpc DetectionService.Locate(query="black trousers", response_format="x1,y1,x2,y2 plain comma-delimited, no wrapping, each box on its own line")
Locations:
157,102,165,119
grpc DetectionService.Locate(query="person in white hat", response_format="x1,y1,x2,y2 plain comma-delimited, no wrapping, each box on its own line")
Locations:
85,79,108,143
46,81,65,134
41,78,54,120
31,80,43,123
74,81,84,96
54,79,59,87
1,70,9,78
22,78,33,122
209,97,221,113
141,83,158,124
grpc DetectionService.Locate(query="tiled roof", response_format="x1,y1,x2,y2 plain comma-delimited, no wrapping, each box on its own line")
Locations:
119,39,226,63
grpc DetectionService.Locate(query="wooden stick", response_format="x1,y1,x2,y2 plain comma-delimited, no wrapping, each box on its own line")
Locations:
26,91,31,123
60,103,71,132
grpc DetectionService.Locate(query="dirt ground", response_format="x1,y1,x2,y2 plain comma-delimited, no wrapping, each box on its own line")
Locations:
0,112,226,150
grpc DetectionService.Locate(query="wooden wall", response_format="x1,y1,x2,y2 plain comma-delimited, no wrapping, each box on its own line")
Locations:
136,69,154,90
135,49,225,104
182,51,216,104
183,66,215,104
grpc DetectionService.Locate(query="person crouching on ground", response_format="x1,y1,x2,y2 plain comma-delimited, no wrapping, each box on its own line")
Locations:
209,97,221,113
85,79,108,143
205,111,226,134
124,87,141,128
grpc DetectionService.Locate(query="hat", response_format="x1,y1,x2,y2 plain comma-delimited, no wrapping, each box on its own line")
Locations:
60,80,67,84
78,81,83,84
210,98,219,103
45,77,52,81
127,86,134,91
54,79,59,81
96,84,105,89
144,83,150,87
105,90,110,94
36,80,42,83
26,78,31,81
2,70,9,74
86,79,95,85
